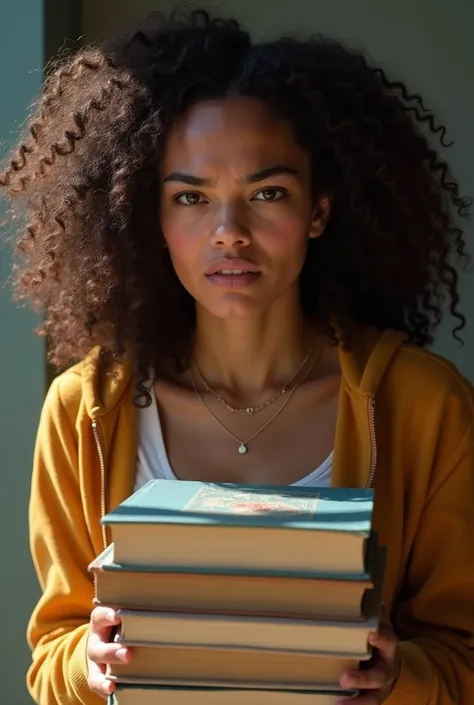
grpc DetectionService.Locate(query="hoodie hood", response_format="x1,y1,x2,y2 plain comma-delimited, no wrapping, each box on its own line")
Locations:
339,326,407,397
80,325,408,419
81,346,135,419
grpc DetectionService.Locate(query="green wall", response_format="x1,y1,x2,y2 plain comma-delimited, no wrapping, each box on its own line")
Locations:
0,5,82,702
83,0,474,381
0,3,45,703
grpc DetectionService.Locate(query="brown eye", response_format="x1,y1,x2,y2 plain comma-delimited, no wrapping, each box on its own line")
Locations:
253,188,286,202
175,192,206,205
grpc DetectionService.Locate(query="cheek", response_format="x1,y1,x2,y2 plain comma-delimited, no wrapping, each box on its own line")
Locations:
262,215,309,260
162,223,197,274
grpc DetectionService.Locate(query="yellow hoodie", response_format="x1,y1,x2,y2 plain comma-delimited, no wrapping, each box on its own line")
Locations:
27,326,474,705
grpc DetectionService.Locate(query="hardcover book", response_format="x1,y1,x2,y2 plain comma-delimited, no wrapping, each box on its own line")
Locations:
102,480,375,575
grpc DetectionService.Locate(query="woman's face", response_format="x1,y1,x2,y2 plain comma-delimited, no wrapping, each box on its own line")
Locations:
159,97,329,319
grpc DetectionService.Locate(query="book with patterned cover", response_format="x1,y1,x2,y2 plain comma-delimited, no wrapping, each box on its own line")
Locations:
101,481,376,575
102,480,374,531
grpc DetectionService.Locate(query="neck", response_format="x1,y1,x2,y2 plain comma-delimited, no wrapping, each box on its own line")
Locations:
193,295,315,401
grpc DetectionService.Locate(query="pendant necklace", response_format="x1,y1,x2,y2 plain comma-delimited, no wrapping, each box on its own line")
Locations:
191,337,321,454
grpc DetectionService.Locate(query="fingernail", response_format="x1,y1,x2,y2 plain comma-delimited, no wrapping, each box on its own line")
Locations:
116,647,129,662
343,675,358,688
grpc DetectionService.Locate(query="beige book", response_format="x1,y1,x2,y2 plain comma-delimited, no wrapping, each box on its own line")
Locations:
114,685,358,704
108,644,369,689
117,608,376,655
109,522,372,574
89,544,375,621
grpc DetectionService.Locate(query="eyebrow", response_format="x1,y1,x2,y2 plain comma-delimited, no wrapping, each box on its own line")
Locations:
163,165,300,187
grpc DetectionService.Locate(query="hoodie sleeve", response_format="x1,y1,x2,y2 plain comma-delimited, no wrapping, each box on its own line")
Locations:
385,410,474,704
27,377,103,705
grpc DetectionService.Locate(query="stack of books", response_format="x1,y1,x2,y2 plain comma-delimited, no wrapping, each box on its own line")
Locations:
89,480,386,705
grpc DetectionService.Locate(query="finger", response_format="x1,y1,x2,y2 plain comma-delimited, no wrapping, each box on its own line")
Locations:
87,658,115,699
340,667,386,690
90,607,121,640
88,637,132,665
369,628,398,660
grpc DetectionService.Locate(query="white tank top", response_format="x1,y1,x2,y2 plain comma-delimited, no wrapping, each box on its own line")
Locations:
134,392,333,492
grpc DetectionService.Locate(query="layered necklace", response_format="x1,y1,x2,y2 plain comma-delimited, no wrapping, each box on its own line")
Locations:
192,337,322,455
193,345,313,416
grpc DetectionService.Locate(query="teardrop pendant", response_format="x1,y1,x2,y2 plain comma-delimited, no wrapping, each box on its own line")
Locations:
246,407,255,415
238,443,248,454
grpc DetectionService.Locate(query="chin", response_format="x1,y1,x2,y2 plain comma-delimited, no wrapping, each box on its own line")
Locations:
201,293,267,319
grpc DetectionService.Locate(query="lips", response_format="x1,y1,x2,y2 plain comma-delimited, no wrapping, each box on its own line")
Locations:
205,259,261,277
213,269,255,275
205,271,261,289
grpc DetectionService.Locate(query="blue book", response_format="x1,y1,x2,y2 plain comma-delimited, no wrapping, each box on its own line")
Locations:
102,480,375,576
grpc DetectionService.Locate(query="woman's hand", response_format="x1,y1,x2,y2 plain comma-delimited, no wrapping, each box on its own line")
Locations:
87,606,132,699
337,617,400,705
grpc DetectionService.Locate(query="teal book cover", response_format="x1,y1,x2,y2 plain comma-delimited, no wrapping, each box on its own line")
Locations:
102,480,374,534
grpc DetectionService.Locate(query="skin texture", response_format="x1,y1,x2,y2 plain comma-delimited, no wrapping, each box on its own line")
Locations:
159,98,330,393
337,607,400,704
160,99,324,321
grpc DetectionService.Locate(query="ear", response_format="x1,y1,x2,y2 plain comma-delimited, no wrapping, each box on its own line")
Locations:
309,194,332,239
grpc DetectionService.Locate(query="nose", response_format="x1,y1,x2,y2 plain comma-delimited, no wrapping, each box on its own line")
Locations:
210,205,251,248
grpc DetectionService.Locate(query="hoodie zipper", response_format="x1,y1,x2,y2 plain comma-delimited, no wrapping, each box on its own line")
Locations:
91,419,109,551
366,397,377,488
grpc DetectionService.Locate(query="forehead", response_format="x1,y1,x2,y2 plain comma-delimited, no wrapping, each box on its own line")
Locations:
161,98,308,173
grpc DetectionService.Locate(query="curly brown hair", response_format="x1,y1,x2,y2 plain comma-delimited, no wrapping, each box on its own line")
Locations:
1,8,471,403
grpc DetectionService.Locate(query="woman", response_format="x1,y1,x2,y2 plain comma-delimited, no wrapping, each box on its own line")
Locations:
1,8,473,705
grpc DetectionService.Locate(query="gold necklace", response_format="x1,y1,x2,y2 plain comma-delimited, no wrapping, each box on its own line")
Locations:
192,340,321,455
193,345,313,416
